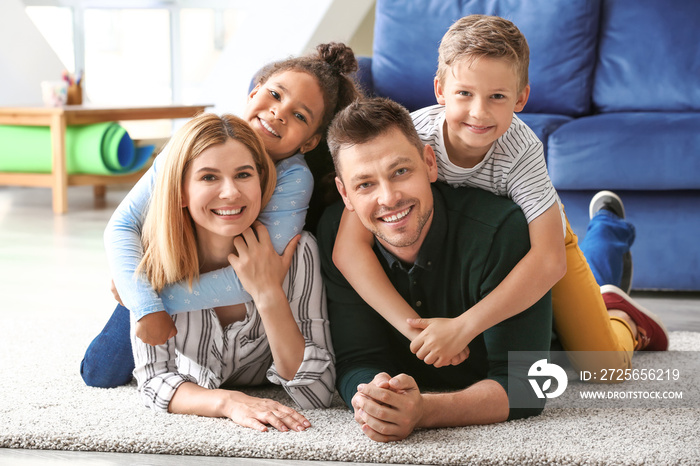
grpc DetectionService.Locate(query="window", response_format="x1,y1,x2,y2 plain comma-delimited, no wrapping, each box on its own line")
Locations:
24,1,242,137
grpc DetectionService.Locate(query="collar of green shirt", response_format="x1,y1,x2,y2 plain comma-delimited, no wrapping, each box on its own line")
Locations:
374,185,445,273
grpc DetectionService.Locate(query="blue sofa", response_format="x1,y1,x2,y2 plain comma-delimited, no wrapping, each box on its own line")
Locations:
351,0,700,291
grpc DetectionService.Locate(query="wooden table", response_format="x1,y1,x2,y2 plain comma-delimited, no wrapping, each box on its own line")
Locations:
0,104,209,213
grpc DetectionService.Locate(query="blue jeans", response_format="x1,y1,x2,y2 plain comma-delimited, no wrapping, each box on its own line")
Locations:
580,209,636,287
80,304,134,388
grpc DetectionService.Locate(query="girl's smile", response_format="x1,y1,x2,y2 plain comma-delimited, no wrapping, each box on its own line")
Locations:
244,70,324,162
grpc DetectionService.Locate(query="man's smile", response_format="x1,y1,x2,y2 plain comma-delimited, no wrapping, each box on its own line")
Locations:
379,206,412,223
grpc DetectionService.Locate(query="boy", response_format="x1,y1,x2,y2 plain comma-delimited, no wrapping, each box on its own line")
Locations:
333,15,667,371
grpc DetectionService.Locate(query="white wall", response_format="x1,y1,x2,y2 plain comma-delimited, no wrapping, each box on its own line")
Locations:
0,0,66,106
0,0,374,110
200,0,375,115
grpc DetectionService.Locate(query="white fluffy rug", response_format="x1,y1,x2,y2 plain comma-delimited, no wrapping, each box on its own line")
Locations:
1,309,699,465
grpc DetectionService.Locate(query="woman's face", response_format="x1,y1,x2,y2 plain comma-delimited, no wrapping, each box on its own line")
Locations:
182,138,262,245
244,70,324,162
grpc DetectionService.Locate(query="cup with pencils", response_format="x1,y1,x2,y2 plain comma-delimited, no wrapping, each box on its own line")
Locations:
64,70,83,105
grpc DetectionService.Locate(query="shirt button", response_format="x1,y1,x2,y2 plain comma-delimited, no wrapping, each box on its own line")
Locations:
416,301,422,307
427,261,432,267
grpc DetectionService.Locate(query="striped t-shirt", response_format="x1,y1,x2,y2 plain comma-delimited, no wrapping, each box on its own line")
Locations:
412,104,565,230
131,232,335,412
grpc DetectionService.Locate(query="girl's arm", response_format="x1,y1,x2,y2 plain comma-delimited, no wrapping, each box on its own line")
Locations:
156,154,314,314
230,229,335,409
107,152,313,317
104,154,166,321
332,208,422,341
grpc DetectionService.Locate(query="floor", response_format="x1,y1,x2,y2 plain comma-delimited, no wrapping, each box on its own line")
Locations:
1,184,698,466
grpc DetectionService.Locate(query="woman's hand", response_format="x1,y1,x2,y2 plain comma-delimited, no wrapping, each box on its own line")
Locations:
228,223,305,380
224,391,311,432
169,382,310,432
228,222,300,305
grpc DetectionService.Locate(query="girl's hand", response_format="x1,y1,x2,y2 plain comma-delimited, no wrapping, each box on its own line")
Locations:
407,318,470,368
228,222,300,304
135,310,177,346
226,392,311,432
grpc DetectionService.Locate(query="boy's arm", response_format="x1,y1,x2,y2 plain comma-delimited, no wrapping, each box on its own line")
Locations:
332,208,422,341
409,133,564,365
421,204,564,347
408,204,564,366
103,149,245,322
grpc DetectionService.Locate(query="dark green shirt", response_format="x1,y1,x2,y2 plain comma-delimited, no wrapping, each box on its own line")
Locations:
317,183,552,420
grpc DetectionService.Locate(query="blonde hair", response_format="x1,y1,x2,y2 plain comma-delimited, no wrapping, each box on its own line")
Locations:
137,113,276,292
436,14,530,92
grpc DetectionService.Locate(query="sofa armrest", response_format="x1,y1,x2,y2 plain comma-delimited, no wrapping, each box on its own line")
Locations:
354,56,374,97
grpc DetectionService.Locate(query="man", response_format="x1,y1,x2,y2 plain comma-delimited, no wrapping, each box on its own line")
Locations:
316,97,552,442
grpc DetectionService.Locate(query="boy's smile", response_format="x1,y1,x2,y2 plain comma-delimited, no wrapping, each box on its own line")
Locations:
435,57,530,168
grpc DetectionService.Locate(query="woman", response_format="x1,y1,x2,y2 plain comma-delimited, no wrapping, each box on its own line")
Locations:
131,112,333,433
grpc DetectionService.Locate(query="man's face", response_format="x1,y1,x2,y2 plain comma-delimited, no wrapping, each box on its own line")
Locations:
335,128,439,263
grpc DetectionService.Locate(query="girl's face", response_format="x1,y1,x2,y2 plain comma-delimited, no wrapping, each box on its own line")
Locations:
244,70,324,162
182,138,262,247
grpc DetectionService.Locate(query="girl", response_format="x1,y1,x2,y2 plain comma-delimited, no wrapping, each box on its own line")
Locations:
81,42,359,388
131,112,333,431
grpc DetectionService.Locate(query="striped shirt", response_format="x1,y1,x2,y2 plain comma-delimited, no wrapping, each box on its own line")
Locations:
131,232,335,412
412,105,565,230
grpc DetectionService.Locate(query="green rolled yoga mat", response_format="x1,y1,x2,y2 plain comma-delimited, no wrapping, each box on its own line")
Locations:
0,122,154,175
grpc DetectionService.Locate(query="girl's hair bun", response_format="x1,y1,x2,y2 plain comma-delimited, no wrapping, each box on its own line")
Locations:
316,42,358,75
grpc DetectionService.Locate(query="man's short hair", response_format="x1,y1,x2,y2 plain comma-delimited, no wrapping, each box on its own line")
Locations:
436,14,530,92
327,97,425,179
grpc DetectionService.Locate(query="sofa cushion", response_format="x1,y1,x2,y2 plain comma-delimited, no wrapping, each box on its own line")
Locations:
517,113,572,157
371,0,601,115
547,113,700,190
559,190,700,291
593,0,700,112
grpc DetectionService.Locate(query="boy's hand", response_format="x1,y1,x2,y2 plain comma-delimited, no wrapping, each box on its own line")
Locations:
408,318,470,368
135,311,177,346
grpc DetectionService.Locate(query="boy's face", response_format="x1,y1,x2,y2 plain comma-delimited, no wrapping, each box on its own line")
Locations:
335,127,438,264
435,57,530,162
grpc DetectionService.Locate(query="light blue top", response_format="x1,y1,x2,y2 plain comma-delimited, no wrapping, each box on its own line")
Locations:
104,148,313,321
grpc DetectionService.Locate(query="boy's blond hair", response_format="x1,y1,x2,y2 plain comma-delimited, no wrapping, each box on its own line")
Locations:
137,113,276,293
437,14,529,92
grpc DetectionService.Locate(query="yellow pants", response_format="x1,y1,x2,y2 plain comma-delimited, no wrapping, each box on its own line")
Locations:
551,216,637,374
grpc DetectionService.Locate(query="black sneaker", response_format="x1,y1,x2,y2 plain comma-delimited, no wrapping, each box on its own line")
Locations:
589,191,633,293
